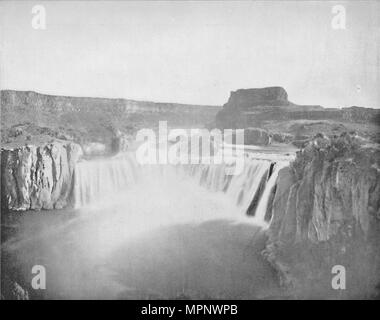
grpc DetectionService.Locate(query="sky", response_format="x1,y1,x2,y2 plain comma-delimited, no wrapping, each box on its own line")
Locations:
0,0,379,108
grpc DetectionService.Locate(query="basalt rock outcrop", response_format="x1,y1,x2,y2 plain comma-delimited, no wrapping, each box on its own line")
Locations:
1,141,83,211
224,87,290,110
264,133,380,298
216,86,322,129
215,87,380,143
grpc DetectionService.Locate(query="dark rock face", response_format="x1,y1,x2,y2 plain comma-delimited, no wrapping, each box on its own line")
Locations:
111,130,130,154
1,276,29,300
1,141,83,211
216,87,291,129
224,87,289,110
265,134,380,298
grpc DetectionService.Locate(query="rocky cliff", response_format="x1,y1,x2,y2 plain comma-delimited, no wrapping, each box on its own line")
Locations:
216,86,322,128
224,87,290,110
264,133,380,298
1,141,83,211
215,87,380,143
1,90,220,116
1,90,221,154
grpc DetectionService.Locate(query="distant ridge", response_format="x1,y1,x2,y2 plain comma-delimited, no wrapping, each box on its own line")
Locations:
216,86,380,129
0,89,221,146
0,89,221,114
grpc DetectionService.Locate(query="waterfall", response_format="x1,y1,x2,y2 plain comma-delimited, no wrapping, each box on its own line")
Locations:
73,154,139,208
250,161,290,227
177,157,290,226
180,160,272,213
72,151,293,228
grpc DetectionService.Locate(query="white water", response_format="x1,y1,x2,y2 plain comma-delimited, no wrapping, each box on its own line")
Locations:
180,160,271,213
73,151,293,228
253,161,290,227
73,155,139,208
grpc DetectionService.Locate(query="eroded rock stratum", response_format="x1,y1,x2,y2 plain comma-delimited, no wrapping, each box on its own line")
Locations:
265,133,380,298
1,141,82,211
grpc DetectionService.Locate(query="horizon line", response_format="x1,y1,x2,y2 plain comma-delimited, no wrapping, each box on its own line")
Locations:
1,87,376,110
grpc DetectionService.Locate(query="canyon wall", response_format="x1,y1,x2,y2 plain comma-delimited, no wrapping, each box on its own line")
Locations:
1,90,220,115
1,90,221,152
264,133,380,298
1,141,83,211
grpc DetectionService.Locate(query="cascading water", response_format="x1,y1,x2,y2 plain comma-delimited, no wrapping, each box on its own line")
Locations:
250,160,290,227
73,154,139,208
72,150,294,228
180,160,271,213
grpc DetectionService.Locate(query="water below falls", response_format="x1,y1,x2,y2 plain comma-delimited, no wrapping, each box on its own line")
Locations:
3,150,294,299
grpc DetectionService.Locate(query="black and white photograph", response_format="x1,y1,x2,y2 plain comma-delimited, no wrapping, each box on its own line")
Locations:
1,0,380,303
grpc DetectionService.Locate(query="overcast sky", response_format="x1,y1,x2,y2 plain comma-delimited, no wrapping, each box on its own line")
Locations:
1,1,379,108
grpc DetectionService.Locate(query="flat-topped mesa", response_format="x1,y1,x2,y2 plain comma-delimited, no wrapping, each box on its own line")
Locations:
224,87,290,110
216,86,380,134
